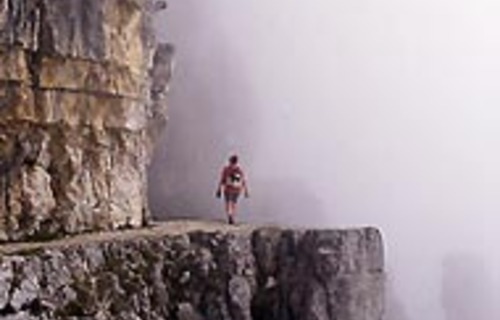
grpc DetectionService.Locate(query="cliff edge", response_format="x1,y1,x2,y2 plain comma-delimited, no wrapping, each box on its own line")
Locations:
0,221,384,320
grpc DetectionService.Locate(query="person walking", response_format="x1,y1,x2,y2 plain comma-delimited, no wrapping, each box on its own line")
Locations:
216,154,249,224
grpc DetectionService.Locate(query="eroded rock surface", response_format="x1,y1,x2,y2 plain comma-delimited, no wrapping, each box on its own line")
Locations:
0,0,172,241
0,222,384,320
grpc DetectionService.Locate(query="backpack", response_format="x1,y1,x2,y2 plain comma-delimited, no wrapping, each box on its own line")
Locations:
225,166,243,189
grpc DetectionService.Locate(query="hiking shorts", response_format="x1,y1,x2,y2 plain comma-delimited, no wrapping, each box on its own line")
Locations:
224,190,240,203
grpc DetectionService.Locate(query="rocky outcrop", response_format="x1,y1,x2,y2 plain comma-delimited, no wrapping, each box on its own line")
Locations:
0,222,384,320
0,0,172,241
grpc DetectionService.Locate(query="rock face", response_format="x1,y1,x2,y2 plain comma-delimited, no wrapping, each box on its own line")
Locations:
0,223,384,320
0,0,171,241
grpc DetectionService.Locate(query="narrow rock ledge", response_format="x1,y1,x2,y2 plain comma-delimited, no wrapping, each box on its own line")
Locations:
0,220,385,320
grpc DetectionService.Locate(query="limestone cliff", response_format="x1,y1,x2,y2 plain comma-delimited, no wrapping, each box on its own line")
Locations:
0,221,384,320
0,0,172,241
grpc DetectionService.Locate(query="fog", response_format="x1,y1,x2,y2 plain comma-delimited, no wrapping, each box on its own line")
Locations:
150,1,500,319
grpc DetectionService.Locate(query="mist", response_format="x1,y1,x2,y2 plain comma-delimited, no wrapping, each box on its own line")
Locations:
150,1,500,319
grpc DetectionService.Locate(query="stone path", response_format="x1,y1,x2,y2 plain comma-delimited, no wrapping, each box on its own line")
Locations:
0,219,257,256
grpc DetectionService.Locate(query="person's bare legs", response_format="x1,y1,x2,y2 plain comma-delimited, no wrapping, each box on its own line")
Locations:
225,201,237,224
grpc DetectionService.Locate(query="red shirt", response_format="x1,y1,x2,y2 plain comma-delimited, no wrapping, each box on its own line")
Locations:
220,165,245,193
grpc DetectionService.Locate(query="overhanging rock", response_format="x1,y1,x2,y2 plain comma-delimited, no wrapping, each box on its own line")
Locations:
0,0,172,241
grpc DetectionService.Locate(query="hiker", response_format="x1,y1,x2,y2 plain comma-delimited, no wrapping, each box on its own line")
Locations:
216,154,249,224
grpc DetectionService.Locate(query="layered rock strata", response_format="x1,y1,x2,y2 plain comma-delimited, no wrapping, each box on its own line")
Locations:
0,223,385,320
0,0,171,241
